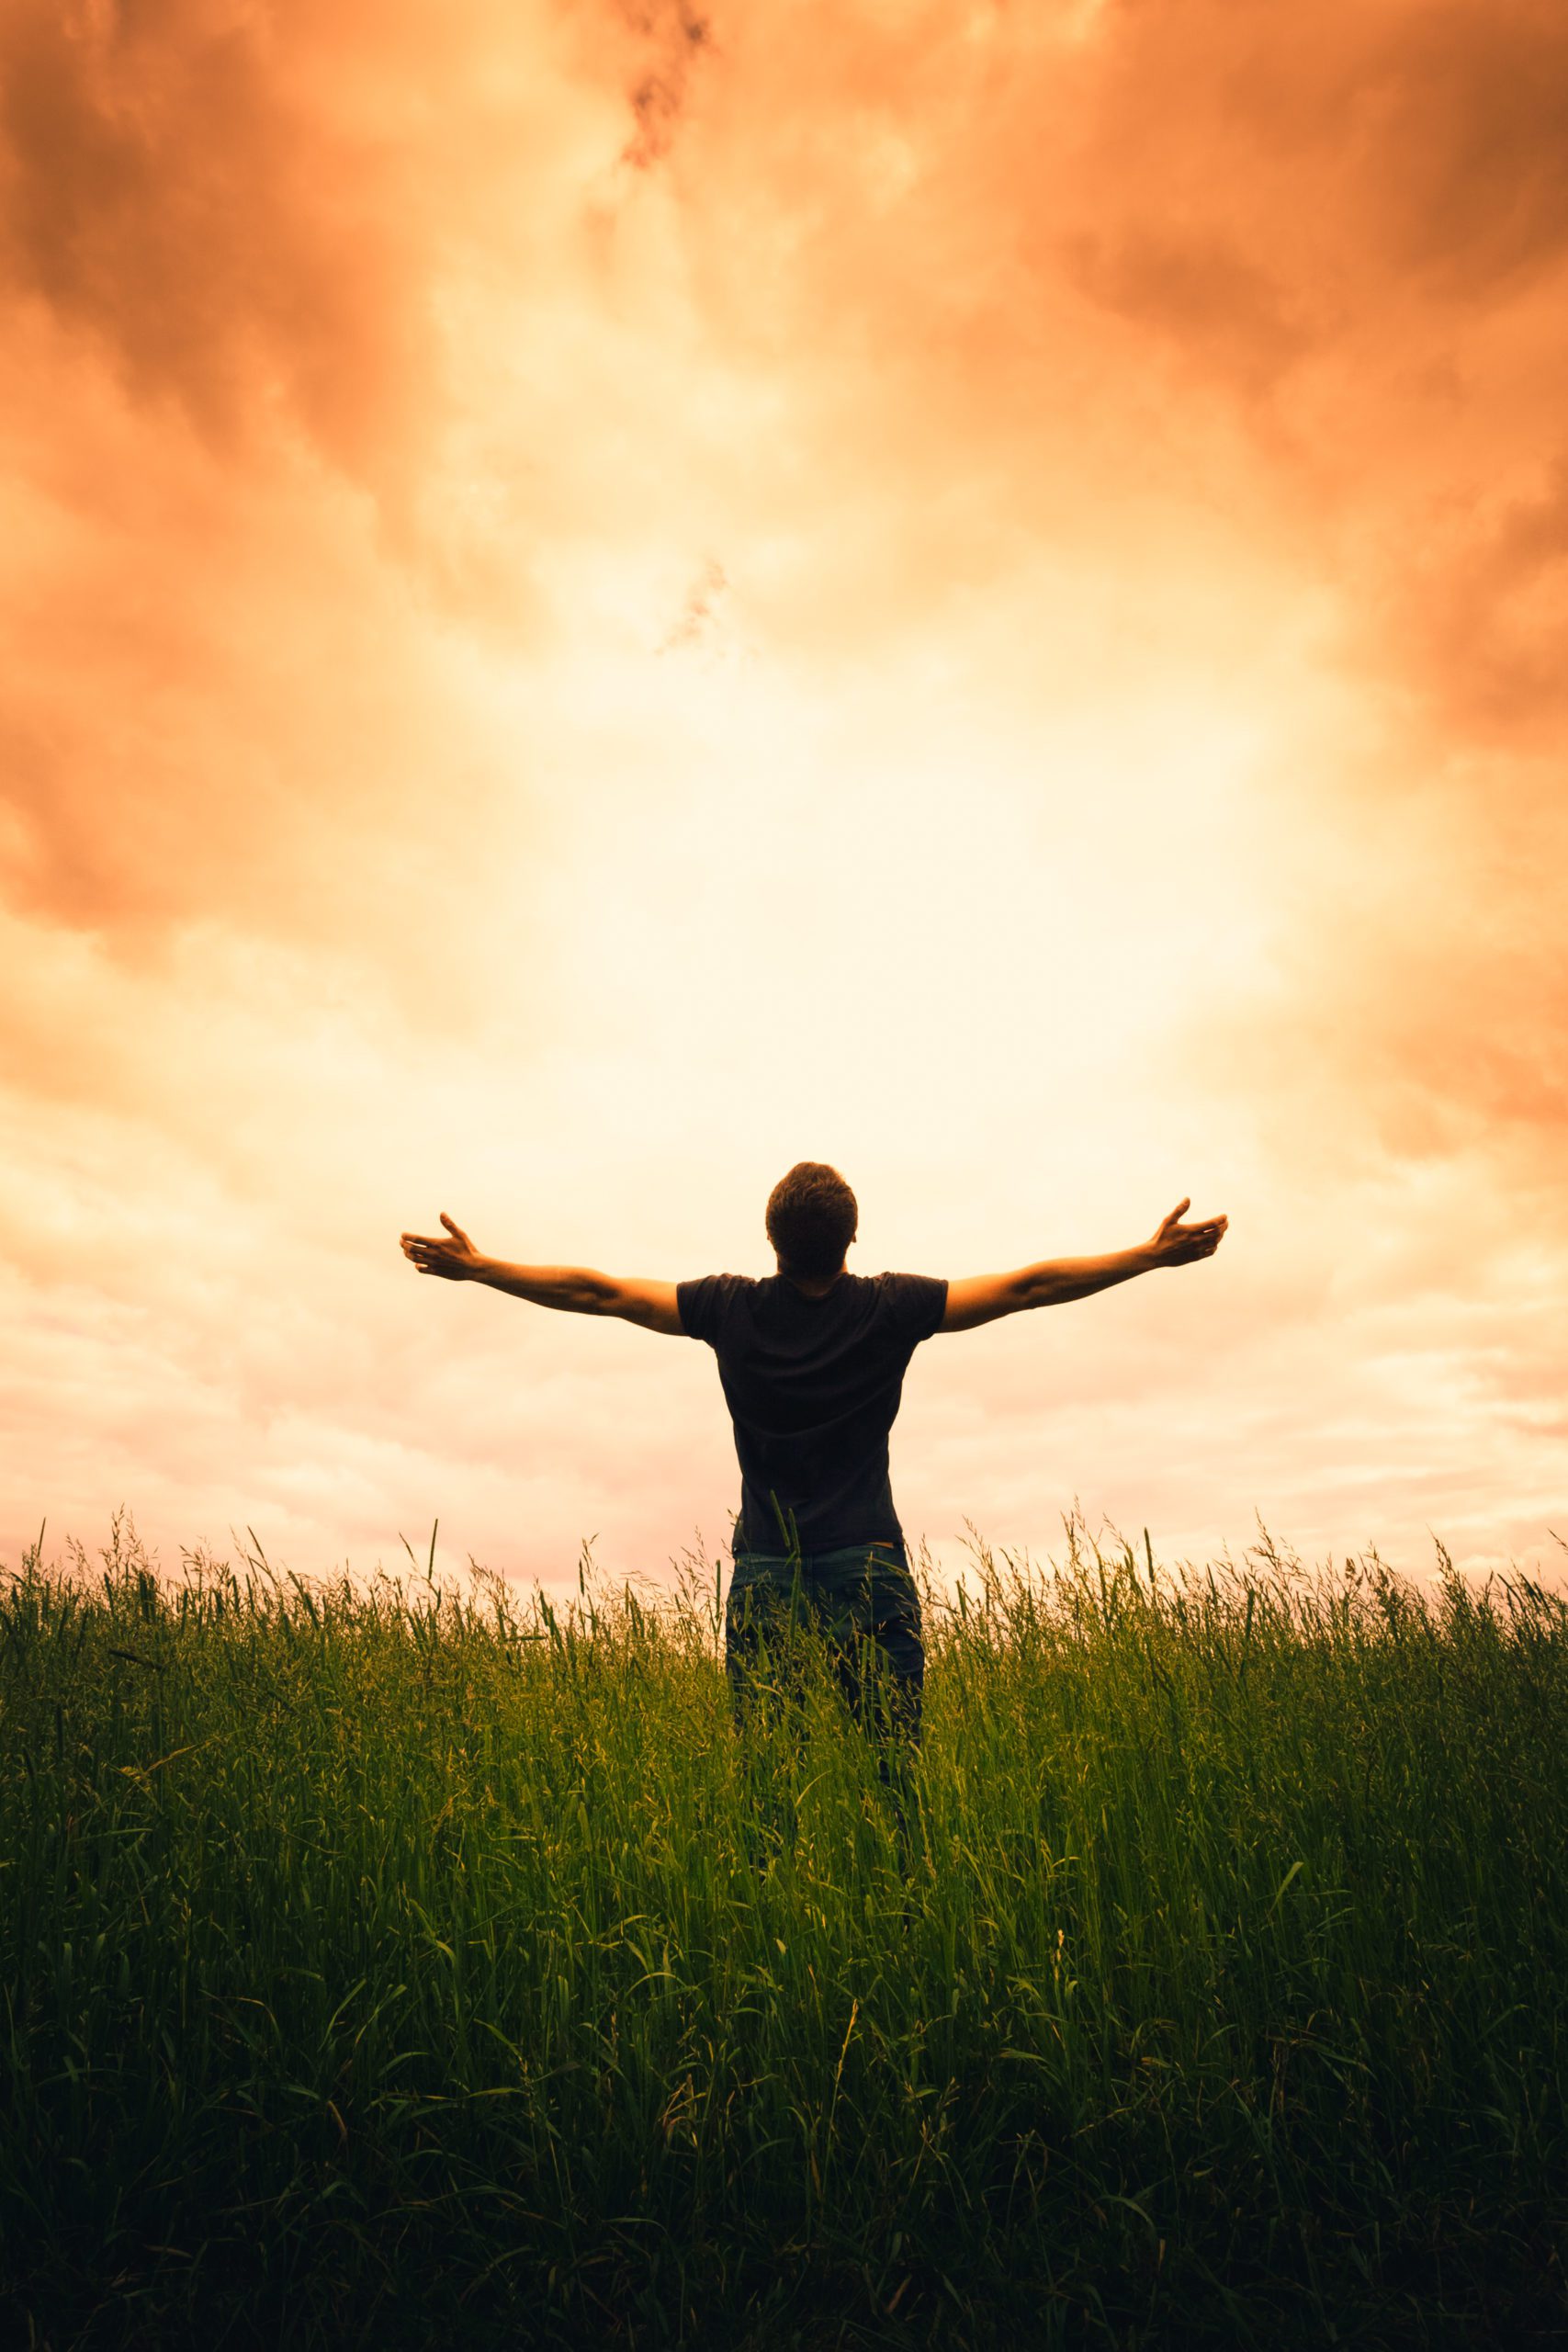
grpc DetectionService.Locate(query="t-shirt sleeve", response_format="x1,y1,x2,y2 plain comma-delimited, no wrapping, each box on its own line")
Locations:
676,1273,735,1343
882,1272,948,1345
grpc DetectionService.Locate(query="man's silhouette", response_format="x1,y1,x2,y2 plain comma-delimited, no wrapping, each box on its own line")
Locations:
400,1163,1227,1747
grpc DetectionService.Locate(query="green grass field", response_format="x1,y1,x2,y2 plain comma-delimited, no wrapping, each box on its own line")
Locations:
3,1513,1566,2349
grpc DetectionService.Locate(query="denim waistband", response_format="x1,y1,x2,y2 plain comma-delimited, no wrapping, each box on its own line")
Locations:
730,1541,910,1593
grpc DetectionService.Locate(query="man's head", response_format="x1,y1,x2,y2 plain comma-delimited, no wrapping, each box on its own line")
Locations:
766,1161,858,1282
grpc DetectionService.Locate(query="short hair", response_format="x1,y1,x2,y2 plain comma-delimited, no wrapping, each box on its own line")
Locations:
765,1161,858,1279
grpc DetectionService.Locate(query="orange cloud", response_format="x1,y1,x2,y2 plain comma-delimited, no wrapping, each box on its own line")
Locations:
2,0,1564,1584
0,0,434,475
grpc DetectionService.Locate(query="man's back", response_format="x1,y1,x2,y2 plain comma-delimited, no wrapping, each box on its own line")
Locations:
677,1270,948,1555
402,1170,1225,1749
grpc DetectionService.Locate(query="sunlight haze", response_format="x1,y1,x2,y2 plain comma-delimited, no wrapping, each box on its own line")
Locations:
3,0,1564,1587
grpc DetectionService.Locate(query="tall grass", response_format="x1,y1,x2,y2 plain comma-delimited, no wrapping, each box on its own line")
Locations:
3,1512,1566,2348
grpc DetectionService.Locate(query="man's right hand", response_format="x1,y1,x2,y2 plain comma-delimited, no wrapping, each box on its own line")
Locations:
400,1213,483,1281
1147,1198,1228,1268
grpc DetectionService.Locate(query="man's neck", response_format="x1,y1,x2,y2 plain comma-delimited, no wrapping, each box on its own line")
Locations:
778,1263,845,1299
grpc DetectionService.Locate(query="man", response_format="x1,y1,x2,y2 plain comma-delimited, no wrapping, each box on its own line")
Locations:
400,1163,1228,1747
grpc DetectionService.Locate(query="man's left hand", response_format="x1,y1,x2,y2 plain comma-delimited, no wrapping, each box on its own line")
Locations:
400,1214,482,1280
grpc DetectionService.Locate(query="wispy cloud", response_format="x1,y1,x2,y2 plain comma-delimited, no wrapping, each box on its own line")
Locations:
2,0,1563,1584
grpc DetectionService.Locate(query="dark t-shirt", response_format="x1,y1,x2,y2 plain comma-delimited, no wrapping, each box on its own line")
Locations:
677,1270,948,1555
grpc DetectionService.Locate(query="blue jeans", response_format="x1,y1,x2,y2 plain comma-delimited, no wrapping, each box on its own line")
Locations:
726,1540,925,1747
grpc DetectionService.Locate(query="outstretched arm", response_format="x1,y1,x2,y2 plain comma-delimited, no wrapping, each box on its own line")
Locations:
940,1198,1227,1334
400,1215,685,1336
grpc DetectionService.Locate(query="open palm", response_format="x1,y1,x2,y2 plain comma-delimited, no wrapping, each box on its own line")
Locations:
400,1213,481,1281
1149,1197,1227,1267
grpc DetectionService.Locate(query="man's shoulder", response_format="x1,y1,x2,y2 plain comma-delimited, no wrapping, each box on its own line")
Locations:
688,1272,761,1295
675,1271,760,1339
869,1269,950,1340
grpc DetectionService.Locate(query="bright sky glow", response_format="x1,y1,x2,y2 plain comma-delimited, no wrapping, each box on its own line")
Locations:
3,0,1565,1589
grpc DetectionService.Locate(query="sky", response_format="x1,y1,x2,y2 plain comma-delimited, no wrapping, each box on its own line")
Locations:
3,0,1565,1592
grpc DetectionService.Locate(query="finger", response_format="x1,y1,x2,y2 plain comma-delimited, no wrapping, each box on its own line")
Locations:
440,1213,469,1242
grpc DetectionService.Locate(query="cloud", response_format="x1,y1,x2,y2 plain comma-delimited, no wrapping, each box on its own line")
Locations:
619,0,712,168
0,0,433,479
1349,2,1568,297
637,0,1566,1211
1064,227,1309,401
3,0,1566,1584
0,342,531,978
658,556,731,652
0,0,710,958
1059,2,1568,725
637,0,1568,722
1067,0,1568,325
1394,451,1568,738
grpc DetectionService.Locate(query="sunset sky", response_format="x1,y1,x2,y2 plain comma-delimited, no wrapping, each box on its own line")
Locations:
3,0,1565,1590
